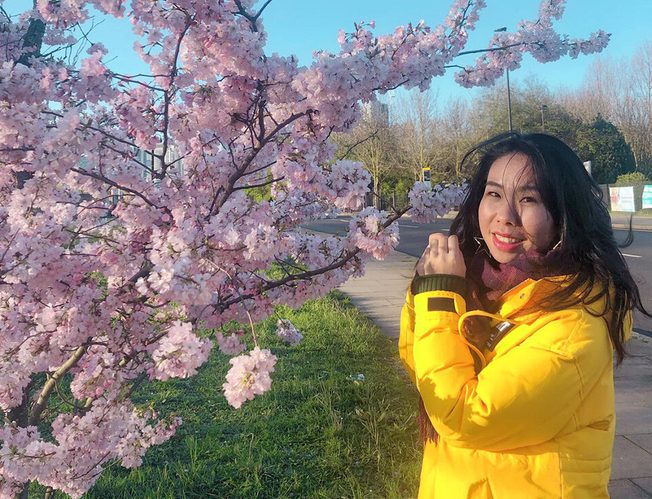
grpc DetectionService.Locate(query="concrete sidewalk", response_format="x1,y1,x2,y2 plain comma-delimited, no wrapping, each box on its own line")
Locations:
339,250,652,498
610,213,652,233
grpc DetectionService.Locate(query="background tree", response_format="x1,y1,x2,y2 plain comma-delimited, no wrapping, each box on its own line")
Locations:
334,107,398,209
466,79,635,183
473,79,580,144
615,171,649,186
392,89,441,182
575,116,636,183
561,43,652,176
437,97,478,179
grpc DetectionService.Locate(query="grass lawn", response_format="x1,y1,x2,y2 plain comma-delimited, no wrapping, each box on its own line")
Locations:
85,291,422,498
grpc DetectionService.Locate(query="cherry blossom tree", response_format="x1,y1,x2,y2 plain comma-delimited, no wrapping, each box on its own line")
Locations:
0,0,609,496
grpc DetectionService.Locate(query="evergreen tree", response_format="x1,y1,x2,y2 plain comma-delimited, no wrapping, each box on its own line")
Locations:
575,116,636,183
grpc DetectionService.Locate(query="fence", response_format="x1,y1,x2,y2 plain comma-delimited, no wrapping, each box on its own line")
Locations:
364,190,410,211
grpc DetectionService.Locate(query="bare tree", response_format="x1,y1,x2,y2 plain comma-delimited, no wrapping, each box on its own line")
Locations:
334,104,397,209
562,57,620,121
441,97,477,178
627,43,652,169
560,44,652,173
392,88,441,181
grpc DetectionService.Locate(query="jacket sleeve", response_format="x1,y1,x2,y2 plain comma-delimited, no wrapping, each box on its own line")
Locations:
413,288,613,452
398,289,416,385
399,274,467,385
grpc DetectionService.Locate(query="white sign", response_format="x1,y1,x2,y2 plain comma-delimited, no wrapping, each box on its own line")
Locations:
609,186,636,212
643,185,652,210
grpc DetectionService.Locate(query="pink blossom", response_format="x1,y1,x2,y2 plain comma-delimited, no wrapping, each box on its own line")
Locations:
276,319,303,346
347,208,399,260
216,330,247,356
149,321,213,381
223,348,277,409
409,182,468,223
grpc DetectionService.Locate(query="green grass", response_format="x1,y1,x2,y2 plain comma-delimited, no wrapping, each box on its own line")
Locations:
82,291,421,499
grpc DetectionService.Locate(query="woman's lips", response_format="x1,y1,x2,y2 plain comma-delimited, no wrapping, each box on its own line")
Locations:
492,232,524,251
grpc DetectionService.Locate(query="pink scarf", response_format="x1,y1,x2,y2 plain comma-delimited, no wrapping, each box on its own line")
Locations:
468,247,571,309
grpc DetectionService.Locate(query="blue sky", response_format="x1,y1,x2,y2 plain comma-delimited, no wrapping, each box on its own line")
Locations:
5,0,651,102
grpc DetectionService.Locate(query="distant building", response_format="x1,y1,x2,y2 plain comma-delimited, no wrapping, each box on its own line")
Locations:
107,145,182,207
135,145,183,181
362,100,389,127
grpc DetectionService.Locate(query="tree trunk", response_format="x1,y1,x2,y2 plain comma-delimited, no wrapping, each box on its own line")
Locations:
16,17,45,66
373,175,380,209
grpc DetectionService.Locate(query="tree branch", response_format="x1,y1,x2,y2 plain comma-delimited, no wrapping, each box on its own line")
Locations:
16,17,45,66
456,41,526,57
233,175,284,191
338,130,379,160
218,206,410,311
28,345,88,425
156,11,193,179
208,111,307,217
71,166,159,209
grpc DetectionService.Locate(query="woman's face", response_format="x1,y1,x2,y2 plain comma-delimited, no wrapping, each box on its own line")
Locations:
478,153,557,264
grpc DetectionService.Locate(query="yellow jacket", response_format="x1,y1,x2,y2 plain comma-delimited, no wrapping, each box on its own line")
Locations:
399,276,626,499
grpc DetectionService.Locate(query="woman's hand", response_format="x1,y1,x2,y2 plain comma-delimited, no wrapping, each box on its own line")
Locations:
416,233,466,277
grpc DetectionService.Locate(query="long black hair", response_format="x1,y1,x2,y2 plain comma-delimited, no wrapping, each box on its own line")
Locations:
451,131,648,363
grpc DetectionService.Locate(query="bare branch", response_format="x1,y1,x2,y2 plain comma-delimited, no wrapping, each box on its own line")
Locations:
338,129,379,160
232,175,284,191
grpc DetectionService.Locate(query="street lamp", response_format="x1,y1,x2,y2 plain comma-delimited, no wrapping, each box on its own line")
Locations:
540,104,548,131
494,27,512,133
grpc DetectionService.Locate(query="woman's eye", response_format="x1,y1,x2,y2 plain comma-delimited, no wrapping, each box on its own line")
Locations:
485,191,500,198
520,196,537,203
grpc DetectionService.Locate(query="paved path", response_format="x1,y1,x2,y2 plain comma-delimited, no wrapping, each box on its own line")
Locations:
339,250,652,498
611,213,652,232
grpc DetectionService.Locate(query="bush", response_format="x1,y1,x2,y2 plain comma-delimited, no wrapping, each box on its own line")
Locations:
615,171,649,186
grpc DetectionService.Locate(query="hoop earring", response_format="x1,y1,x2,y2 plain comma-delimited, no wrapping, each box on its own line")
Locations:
473,236,499,263
473,236,486,255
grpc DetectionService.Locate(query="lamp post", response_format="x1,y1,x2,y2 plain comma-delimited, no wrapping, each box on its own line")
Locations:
506,68,513,132
540,104,548,131
494,27,512,132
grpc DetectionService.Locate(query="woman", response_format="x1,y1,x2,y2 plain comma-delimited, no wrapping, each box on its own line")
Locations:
399,132,648,498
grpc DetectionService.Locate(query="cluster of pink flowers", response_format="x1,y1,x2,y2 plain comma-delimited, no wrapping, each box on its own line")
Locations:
0,399,180,498
408,182,468,223
0,0,608,495
216,330,247,356
223,348,277,409
149,321,213,381
276,319,303,346
347,208,400,260
455,0,610,87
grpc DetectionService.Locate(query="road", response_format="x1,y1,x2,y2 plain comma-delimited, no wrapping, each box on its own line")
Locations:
305,216,652,338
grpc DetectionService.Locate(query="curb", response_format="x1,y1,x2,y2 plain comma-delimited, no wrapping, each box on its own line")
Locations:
611,223,652,232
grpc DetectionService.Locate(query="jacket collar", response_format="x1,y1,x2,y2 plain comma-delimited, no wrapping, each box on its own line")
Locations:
495,276,573,319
